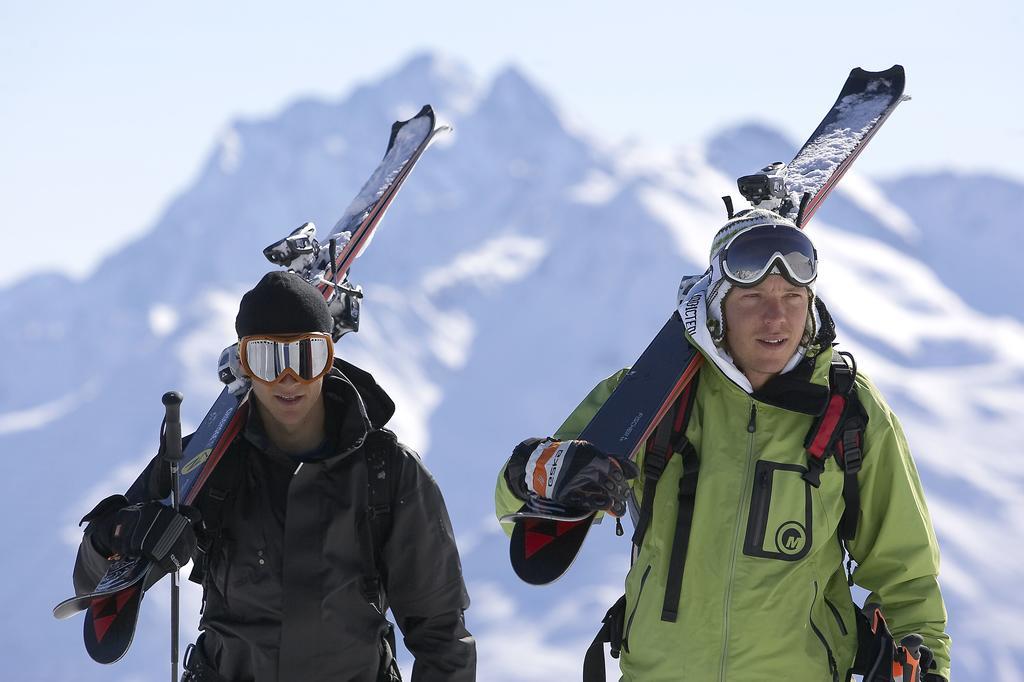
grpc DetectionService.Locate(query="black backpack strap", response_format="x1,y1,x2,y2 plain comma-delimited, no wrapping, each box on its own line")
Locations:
836,403,866,542
661,439,698,623
631,375,700,551
582,595,627,682
630,414,672,549
627,375,700,625
803,350,867,543
189,443,243,589
359,429,400,606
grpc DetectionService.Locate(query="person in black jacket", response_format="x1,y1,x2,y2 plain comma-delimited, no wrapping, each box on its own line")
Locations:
74,271,476,682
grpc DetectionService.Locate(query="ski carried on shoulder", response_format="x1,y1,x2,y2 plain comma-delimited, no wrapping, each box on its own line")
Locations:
507,66,908,585
53,105,450,664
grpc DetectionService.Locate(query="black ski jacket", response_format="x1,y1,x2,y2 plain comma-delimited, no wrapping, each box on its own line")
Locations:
74,359,476,682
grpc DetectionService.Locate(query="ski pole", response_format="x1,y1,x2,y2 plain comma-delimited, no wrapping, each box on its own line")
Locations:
162,391,184,682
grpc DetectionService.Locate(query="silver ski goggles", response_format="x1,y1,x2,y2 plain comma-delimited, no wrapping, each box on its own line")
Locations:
720,224,818,287
239,332,334,384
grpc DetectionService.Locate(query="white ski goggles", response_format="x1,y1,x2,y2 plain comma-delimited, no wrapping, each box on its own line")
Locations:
239,332,334,384
720,224,818,287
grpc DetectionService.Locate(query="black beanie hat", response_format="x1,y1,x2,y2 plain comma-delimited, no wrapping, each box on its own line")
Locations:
235,271,333,338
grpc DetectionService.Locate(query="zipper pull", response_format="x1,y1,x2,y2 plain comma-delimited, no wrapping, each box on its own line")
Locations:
615,517,624,536
747,404,757,433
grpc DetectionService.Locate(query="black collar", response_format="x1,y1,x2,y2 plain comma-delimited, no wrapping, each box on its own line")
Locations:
751,355,830,416
241,359,395,463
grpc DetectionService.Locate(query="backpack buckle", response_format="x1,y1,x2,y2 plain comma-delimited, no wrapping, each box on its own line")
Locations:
802,457,825,488
840,419,864,474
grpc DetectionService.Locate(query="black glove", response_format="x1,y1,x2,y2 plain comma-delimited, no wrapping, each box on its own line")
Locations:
505,437,638,517
82,495,200,573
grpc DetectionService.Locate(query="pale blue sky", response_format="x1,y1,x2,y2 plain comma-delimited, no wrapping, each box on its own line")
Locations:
2,1,1020,286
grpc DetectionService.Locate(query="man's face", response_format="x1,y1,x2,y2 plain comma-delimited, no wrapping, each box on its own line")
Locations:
249,373,326,430
722,274,809,390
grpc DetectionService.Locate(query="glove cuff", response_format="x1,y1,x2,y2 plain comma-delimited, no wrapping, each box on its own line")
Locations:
80,494,130,558
505,437,547,501
79,493,129,526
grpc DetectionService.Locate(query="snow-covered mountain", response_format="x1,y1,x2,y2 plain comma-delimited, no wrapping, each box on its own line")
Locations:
2,52,1021,681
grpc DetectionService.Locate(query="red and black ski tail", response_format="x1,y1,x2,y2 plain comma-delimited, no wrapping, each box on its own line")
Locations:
509,515,596,585
82,585,143,665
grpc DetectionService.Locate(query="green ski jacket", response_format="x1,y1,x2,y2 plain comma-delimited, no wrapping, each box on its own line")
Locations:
496,343,951,681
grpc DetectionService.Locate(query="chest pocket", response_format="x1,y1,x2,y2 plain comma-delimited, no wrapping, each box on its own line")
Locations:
743,460,813,561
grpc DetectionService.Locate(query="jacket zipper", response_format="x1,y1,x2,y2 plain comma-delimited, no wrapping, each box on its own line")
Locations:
718,401,757,682
621,564,652,653
824,596,848,636
810,582,840,682
748,465,771,548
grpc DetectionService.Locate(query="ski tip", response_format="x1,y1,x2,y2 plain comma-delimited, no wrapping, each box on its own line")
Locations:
849,64,905,86
387,105,438,151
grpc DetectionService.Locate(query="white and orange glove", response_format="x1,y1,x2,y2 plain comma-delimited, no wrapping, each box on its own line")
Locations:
504,437,638,517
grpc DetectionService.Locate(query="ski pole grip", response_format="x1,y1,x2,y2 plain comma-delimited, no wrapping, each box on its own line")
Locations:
161,391,184,463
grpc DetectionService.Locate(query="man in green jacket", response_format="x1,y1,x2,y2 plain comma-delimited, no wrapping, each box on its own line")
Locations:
495,209,951,681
